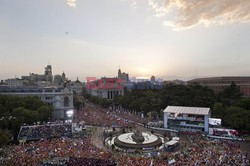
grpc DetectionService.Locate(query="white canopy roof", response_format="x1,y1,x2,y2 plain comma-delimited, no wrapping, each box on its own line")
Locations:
165,140,178,146
163,106,210,115
172,137,180,141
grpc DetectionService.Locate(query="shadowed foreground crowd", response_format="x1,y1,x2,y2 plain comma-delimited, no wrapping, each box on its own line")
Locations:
1,136,248,166
18,124,72,141
1,138,115,166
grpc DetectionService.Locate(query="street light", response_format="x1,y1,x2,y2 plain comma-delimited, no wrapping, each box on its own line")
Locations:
66,110,74,118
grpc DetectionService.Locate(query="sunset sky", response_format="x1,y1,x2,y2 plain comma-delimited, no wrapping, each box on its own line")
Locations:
0,0,250,81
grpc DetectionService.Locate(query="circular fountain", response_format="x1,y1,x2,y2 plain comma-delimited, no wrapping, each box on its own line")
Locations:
112,129,163,149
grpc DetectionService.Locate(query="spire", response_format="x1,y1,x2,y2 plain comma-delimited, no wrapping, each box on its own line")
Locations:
76,77,80,83
62,71,65,78
118,67,121,77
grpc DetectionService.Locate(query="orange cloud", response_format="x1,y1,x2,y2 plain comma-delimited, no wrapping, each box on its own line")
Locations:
148,0,250,30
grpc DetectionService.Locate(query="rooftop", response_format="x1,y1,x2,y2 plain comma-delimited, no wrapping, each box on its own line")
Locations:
163,106,210,115
188,76,250,82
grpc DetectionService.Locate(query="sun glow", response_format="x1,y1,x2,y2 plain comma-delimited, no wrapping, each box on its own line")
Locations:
137,67,152,75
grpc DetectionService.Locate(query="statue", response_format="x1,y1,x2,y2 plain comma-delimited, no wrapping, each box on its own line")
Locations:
131,129,145,144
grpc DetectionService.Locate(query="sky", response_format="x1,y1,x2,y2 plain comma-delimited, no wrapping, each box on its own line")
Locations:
0,0,250,81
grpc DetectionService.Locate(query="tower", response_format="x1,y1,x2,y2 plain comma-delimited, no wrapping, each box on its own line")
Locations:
45,65,53,84
118,67,121,78
62,72,66,81
45,65,52,76
150,76,156,83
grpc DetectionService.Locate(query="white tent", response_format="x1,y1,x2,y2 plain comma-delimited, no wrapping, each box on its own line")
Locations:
165,140,178,146
172,137,180,141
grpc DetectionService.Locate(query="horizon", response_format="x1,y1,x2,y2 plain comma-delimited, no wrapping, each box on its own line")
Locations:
2,63,250,82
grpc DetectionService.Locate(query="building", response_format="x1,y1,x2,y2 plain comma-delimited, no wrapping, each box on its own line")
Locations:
62,72,67,82
69,78,83,95
53,72,69,86
21,65,53,85
118,68,129,85
0,86,74,120
86,77,124,100
163,79,186,86
5,78,24,86
86,68,128,100
0,80,5,85
150,76,156,83
188,76,250,97
88,88,124,100
54,74,64,86
163,106,211,133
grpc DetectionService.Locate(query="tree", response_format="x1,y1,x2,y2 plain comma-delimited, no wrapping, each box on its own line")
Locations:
0,130,10,147
212,103,225,118
219,82,241,105
37,106,52,123
236,99,250,110
74,96,84,110
99,98,111,107
222,106,248,130
12,107,39,125
0,95,53,140
140,103,152,115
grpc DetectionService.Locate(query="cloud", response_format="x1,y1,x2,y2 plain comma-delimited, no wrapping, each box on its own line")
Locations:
131,1,137,8
67,0,76,8
148,0,250,30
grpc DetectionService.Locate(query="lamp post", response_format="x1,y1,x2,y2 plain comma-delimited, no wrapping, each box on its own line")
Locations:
0,116,7,129
0,116,16,130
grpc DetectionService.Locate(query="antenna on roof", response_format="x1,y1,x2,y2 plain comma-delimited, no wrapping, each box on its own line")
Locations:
48,58,50,65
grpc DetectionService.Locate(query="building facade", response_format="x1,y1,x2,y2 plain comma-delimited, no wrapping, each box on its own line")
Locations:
88,88,124,100
163,106,210,133
86,77,124,100
20,65,53,86
18,65,53,86
86,68,128,100
69,78,83,96
0,86,74,120
188,76,250,97
118,68,129,85
5,78,24,87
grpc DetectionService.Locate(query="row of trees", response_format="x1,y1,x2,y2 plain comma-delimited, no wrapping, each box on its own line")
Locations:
73,94,85,110
112,82,250,132
213,102,250,131
0,95,53,146
113,84,216,118
83,92,111,108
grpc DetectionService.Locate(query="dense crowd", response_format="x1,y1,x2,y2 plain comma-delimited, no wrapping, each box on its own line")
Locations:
67,157,116,166
2,138,114,165
75,102,149,127
18,124,72,141
165,135,249,165
1,101,249,166
116,156,168,166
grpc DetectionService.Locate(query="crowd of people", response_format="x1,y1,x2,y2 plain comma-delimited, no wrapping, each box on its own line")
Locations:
67,157,116,166
1,100,249,165
2,137,115,165
75,102,149,127
116,156,168,166
18,124,72,141
164,135,249,165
